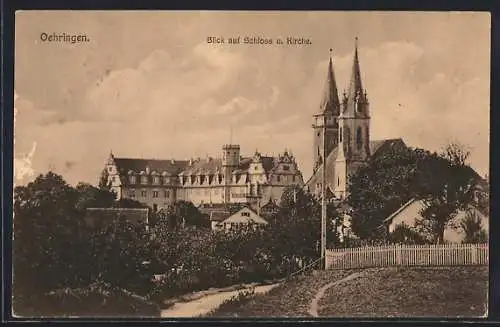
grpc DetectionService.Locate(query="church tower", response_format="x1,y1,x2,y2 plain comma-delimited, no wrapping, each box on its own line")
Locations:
335,37,371,198
312,49,341,172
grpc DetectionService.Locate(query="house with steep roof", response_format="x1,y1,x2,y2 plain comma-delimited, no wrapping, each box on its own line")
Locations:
103,146,304,211
305,38,408,200
383,198,489,243
211,206,269,232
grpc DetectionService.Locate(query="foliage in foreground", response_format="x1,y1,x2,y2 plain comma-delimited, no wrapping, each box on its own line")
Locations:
13,281,161,317
348,142,483,243
13,172,340,316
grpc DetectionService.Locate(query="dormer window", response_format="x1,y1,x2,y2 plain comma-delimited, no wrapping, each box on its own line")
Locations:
164,177,170,184
153,176,160,185
283,165,290,171
129,176,136,184
141,176,148,184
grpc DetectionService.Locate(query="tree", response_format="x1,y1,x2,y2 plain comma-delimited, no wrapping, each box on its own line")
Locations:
98,168,111,190
414,143,478,244
348,146,431,240
13,172,88,296
174,200,209,228
442,141,471,167
460,210,488,244
87,218,154,295
269,185,338,268
389,223,429,245
75,182,116,211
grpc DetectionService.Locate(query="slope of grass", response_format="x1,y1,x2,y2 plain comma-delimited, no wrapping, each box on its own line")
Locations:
207,269,357,317
319,266,488,317
208,266,487,318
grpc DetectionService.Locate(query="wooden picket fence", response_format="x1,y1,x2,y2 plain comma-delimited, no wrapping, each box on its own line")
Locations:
325,243,488,270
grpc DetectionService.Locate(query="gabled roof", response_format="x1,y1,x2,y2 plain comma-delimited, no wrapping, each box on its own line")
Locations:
112,153,291,179
306,138,406,188
223,207,268,225
383,198,420,224
113,158,189,176
182,158,223,175
209,211,231,222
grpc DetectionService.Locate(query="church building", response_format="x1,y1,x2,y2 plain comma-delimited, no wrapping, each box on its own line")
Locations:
103,146,304,211
306,38,407,199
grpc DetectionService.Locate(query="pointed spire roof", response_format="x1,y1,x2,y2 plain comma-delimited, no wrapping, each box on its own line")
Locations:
342,37,368,117
347,37,363,101
319,48,340,116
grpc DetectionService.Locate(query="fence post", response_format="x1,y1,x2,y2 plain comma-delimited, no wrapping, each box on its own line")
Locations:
396,244,402,266
471,244,477,265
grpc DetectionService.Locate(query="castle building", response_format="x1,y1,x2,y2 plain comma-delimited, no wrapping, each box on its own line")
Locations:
306,38,407,199
104,146,304,211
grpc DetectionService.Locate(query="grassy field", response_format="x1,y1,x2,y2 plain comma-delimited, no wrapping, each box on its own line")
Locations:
207,269,358,317
319,266,488,317
209,266,488,318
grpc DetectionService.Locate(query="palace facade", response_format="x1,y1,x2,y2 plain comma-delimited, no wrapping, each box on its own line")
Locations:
103,146,304,211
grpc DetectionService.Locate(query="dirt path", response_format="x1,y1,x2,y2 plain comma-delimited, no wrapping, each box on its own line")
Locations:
161,283,280,318
308,271,366,317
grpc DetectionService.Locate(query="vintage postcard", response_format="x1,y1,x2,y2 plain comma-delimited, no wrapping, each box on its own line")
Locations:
13,11,490,318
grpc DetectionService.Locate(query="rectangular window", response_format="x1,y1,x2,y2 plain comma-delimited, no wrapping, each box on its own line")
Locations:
141,190,147,198
141,176,148,184
283,165,290,171
129,176,136,184
164,177,170,184
128,190,136,198
164,190,170,198
111,176,116,182
292,175,296,182
241,212,250,217
277,175,281,182
153,177,160,184
153,191,159,198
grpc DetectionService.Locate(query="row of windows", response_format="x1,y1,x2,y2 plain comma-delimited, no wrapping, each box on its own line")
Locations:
185,188,221,196
128,189,171,198
125,174,297,186
128,176,171,185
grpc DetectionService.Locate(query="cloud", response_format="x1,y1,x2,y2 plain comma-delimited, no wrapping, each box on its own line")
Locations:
13,13,490,185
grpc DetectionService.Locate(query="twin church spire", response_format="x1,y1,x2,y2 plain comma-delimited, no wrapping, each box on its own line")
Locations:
313,37,370,172
318,37,368,118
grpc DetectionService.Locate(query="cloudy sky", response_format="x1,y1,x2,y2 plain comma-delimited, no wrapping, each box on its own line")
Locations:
14,11,490,186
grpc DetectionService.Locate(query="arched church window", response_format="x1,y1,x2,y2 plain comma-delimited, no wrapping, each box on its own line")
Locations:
356,127,362,149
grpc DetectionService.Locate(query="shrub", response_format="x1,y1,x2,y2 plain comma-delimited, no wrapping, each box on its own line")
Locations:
13,281,160,318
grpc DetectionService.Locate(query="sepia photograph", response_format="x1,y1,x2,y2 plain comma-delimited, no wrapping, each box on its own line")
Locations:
13,10,490,318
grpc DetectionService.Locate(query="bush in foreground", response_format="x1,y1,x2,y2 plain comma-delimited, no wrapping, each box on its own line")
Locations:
13,281,161,318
